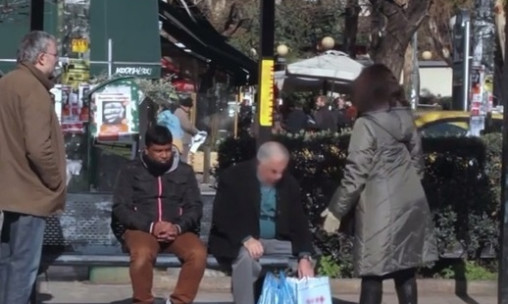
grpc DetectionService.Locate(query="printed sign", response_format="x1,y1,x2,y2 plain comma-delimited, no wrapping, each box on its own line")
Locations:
71,38,89,53
115,66,153,76
259,59,274,127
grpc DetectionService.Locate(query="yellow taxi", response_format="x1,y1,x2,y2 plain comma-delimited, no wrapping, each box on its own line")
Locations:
414,110,503,137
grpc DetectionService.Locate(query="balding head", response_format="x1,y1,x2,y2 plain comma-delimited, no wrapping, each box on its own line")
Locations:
256,141,290,185
257,141,290,163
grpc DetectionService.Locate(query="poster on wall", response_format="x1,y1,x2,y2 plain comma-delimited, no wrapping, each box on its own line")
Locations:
94,89,135,143
50,85,63,123
58,84,90,134
470,67,483,116
61,58,90,89
78,84,90,123
469,65,493,137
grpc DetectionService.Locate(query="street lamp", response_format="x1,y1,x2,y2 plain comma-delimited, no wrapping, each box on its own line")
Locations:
421,51,433,60
321,36,335,50
276,44,289,57
275,44,288,71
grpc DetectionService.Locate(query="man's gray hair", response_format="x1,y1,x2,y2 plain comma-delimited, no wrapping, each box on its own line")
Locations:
16,31,56,64
257,141,290,162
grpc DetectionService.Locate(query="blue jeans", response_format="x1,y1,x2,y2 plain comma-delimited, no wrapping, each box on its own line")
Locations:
0,211,46,304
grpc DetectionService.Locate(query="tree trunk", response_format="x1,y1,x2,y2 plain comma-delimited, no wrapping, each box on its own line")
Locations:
369,0,431,80
371,32,409,80
495,0,506,59
403,43,412,91
424,18,453,66
403,34,420,108
343,0,360,58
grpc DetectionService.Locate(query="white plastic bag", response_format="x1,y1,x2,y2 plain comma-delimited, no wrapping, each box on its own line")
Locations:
286,276,332,304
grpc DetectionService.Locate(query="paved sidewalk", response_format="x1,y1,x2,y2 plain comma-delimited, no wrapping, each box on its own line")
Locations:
36,281,497,304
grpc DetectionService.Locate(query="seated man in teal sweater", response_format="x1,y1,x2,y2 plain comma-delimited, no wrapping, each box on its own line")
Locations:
208,141,315,304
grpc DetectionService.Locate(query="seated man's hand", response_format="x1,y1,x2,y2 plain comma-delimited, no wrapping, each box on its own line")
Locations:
243,238,264,259
298,258,315,278
321,208,341,235
152,221,178,241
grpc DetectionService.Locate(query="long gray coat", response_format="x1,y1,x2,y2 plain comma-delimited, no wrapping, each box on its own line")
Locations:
328,107,438,277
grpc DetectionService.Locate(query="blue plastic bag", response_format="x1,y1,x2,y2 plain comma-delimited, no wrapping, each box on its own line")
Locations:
157,110,184,140
257,272,296,304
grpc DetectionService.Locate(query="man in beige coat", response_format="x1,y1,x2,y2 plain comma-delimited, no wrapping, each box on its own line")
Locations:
0,31,66,304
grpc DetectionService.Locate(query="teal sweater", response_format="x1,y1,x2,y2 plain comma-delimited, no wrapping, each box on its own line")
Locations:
259,184,276,239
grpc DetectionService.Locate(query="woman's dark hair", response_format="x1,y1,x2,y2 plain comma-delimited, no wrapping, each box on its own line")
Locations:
145,125,173,147
352,63,410,114
180,97,194,107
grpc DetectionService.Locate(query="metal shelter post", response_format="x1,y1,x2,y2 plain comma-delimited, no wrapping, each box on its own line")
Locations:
499,2,508,302
30,0,45,31
256,0,275,147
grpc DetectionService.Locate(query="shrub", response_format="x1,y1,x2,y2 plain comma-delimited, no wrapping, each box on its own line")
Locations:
216,132,501,276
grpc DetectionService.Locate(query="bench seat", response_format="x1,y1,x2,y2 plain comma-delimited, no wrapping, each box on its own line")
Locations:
41,253,294,268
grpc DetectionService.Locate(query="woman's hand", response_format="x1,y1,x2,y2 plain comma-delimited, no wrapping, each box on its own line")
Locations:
321,208,341,234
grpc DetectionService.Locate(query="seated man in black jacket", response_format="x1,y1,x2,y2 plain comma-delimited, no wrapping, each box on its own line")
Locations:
113,126,206,304
209,141,315,304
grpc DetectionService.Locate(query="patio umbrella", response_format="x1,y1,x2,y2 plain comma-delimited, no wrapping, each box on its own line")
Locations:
275,50,364,92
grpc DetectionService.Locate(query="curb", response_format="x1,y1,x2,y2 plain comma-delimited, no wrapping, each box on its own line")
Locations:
86,267,497,296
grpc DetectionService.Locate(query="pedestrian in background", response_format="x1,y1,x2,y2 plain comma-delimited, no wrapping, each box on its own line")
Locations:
322,64,437,304
174,97,199,163
0,31,67,304
333,95,350,131
313,95,338,132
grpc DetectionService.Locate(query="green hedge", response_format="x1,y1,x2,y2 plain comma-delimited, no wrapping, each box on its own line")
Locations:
216,132,501,276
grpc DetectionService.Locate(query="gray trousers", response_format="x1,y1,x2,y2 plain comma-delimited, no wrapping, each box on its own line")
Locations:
232,239,292,304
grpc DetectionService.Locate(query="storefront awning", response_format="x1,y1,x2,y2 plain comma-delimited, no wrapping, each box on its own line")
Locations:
158,0,257,85
89,0,161,78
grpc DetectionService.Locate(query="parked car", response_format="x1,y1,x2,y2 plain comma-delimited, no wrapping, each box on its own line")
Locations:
414,110,503,137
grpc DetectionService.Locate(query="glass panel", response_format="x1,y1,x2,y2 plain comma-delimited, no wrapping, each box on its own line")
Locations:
51,84,91,192
89,0,161,78
0,0,30,74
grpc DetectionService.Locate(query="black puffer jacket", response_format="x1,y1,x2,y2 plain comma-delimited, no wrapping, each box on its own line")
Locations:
112,150,202,236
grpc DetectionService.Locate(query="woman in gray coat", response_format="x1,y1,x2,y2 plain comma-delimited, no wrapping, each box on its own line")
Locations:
322,64,438,304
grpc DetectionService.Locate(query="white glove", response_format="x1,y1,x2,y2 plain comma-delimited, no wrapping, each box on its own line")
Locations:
321,208,341,234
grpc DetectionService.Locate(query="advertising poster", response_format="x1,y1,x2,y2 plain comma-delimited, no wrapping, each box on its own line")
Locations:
61,58,90,89
470,67,483,116
50,85,63,123
469,65,493,136
78,84,90,123
94,88,135,143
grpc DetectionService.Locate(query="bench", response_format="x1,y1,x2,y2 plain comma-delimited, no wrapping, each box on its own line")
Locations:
32,192,293,303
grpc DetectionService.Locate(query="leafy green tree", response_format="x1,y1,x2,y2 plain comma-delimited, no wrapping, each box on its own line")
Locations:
199,0,345,60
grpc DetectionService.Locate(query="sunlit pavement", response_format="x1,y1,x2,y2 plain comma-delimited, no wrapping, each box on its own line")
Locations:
35,281,497,304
